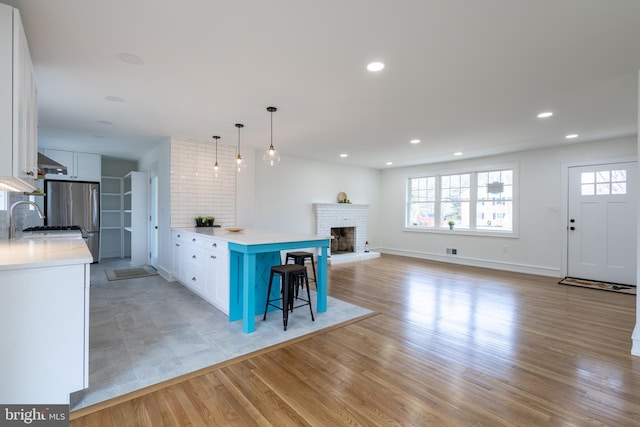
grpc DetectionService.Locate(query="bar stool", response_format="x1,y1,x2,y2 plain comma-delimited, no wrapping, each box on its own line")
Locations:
284,251,317,298
263,264,315,331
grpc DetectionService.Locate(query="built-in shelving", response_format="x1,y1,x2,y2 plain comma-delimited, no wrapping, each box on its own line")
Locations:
100,176,125,259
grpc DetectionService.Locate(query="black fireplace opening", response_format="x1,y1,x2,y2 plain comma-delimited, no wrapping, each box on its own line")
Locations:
331,226,355,254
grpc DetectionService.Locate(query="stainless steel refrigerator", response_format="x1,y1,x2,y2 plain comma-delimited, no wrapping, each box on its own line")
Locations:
45,180,100,262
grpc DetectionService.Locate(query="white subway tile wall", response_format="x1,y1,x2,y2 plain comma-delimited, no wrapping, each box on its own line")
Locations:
170,138,237,228
313,203,369,253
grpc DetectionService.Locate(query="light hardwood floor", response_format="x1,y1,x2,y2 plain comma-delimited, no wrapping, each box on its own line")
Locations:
70,254,640,426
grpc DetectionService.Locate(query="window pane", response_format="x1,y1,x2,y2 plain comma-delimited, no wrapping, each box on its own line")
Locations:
611,170,626,182
581,172,595,184
407,177,436,227
612,182,627,194
596,170,610,183
441,201,470,227
477,201,512,231
596,183,610,195
581,184,594,195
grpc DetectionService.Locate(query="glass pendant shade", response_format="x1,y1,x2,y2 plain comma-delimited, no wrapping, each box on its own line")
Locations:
212,136,220,177
263,144,280,167
263,106,281,166
235,123,246,172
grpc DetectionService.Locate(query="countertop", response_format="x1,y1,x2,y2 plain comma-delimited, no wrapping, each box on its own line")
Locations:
175,227,331,246
0,236,93,271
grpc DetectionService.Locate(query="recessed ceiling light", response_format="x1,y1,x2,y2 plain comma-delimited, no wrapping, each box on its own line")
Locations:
386,161,393,166
97,120,113,125
117,52,144,65
454,152,463,156
340,153,348,158
537,111,553,118
565,134,579,139
367,62,385,72
105,96,124,102
410,139,421,144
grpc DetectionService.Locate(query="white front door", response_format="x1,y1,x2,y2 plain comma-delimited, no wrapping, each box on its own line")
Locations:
567,162,637,285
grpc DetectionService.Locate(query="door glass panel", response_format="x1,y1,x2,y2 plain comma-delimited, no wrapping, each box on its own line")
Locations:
581,169,627,196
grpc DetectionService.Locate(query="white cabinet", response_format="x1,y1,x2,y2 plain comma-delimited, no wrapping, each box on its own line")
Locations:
124,171,148,266
43,149,102,182
0,4,38,192
0,263,89,404
172,230,230,315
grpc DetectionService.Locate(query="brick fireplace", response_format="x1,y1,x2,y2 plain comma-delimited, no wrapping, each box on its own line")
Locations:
313,203,369,255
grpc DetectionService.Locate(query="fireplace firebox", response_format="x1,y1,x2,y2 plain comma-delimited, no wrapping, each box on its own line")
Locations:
331,227,355,254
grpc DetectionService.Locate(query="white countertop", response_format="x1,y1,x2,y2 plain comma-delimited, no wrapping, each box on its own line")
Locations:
176,227,331,246
0,237,93,271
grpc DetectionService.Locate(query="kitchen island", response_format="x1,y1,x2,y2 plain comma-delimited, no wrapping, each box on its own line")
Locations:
172,228,331,333
0,237,92,404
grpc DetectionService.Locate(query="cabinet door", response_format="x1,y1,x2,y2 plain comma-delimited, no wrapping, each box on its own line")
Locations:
12,9,37,185
183,243,205,293
172,238,185,283
214,251,230,315
75,152,101,181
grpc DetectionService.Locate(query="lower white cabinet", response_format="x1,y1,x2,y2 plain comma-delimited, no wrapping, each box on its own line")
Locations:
172,230,229,315
0,263,89,404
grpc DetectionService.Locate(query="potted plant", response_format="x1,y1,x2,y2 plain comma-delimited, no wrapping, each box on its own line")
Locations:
448,220,455,230
195,216,204,227
205,216,215,227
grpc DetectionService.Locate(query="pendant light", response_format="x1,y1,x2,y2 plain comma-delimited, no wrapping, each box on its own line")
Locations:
263,106,280,166
235,123,245,172
212,135,220,177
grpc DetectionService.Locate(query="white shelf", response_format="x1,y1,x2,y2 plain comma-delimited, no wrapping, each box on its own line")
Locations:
100,176,125,260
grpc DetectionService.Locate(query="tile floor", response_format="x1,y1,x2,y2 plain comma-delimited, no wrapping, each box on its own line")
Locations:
70,258,372,410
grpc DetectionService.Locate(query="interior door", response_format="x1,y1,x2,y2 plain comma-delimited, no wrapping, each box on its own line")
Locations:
149,172,158,269
567,162,637,285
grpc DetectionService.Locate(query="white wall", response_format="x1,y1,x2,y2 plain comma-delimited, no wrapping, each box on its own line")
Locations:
248,151,382,245
170,137,237,228
379,137,637,276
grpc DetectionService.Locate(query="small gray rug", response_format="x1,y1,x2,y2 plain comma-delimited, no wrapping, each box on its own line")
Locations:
105,266,158,281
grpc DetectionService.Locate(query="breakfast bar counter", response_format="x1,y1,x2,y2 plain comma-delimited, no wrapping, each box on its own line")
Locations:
176,228,331,333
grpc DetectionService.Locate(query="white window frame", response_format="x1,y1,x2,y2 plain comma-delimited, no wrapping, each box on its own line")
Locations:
405,163,519,237
0,191,7,211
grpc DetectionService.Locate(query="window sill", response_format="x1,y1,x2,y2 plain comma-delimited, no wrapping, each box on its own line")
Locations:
403,227,518,238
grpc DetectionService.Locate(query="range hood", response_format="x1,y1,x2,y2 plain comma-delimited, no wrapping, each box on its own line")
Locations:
38,152,68,175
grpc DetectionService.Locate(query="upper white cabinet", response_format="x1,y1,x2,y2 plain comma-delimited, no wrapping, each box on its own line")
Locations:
0,4,38,192
44,149,102,182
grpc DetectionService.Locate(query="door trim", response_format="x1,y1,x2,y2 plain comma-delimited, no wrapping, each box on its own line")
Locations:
560,155,637,278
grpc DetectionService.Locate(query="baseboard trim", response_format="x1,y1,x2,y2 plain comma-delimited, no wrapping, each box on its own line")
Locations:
379,247,561,278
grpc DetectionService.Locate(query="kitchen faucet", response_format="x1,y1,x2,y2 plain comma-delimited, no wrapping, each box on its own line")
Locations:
9,201,45,239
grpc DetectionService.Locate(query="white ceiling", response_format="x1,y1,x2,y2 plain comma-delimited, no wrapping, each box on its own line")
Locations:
6,0,640,168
